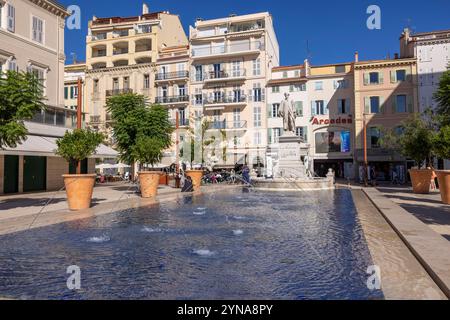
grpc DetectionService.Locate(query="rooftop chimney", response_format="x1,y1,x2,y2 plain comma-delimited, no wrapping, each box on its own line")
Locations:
354,51,359,62
394,53,399,59
143,3,149,15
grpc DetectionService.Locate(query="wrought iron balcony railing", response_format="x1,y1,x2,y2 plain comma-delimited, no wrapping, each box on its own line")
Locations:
204,69,246,81
155,71,189,81
106,88,133,96
155,95,189,104
169,118,190,127
204,95,247,105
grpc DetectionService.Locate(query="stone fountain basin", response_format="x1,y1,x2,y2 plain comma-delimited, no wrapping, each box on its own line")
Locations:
252,177,335,191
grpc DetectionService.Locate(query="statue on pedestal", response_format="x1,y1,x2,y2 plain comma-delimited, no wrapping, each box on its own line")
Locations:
279,93,297,135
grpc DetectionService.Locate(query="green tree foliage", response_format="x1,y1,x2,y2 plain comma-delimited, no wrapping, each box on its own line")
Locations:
433,125,450,160
106,93,173,165
0,71,45,148
434,69,450,126
131,136,165,168
56,129,104,174
398,114,435,167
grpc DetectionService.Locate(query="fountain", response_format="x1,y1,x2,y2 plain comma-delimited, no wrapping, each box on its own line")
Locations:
253,93,334,191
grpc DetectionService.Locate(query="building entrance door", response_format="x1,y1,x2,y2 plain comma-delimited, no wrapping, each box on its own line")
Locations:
23,156,46,192
3,155,19,194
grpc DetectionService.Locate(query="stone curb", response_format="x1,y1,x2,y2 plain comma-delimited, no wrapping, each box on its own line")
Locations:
363,188,450,299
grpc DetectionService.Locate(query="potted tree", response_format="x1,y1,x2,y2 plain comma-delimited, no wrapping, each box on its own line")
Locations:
132,136,165,198
107,94,173,198
56,129,104,210
433,69,450,203
398,114,436,194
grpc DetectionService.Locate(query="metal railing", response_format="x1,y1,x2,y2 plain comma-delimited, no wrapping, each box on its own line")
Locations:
106,88,133,96
155,95,189,104
169,118,190,127
192,41,265,57
204,69,246,80
207,120,247,130
204,95,247,105
155,71,189,81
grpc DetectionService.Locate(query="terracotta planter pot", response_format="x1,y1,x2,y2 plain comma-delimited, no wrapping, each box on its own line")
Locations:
408,169,434,194
63,174,96,211
436,170,450,205
185,170,204,192
138,171,163,198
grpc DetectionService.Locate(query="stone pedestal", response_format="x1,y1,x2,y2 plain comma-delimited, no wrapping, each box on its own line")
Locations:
277,133,307,179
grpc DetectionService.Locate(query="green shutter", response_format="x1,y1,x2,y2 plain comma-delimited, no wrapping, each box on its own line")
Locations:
406,69,412,82
379,97,385,113
268,129,272,144
364,97,370,114
267,104,272,118
390,71,396,83
345,99,351,114
363,73,369,85
379,72,384,84
407,95,413,113
296,101,303,117
324,100,329,115
311,101,316,116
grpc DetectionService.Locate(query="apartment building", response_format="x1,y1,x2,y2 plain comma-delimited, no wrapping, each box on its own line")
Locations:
84,4,188,142
266,63,309,176
188,12,280,169
155,45,190,165
308,62,355,179
354,54,419,182
64,62,86,127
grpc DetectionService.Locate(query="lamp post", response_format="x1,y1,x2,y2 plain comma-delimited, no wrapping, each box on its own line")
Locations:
76,77,83,174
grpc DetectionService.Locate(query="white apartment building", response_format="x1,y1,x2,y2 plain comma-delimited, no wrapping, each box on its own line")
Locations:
266,62,309,176
64,62,86,126
0,0,115,195
84,4,188,143
188,12,279,169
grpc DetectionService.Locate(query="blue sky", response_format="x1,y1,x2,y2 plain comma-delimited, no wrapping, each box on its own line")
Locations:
60,0,450,66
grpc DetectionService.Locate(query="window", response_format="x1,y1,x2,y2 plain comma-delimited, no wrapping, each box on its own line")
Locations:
312,100,326,115
8,59,17,71
254,131,262,145
194,88,203,105
282,71,288,78
32,16,44,43
112,78,119,91
369,127,381,148
271,103,280,118
315,81,323,91
315,131,351,153
253,58,261,76
295,101,303,117
296,127,307,142
143,74,150,89
365,72,383,85
334,80,348,89
93,79,99,93
195,65,203,81
253,106,262,127
73,86,78,98
395,69,406,82
370,96,380,113
7,4,15,32
232,61,241,77
290,84,306,92
178,84,186,96
294,70,300,77
64,87,68,99
123,77,129,90
252,84,263,102
395,95,407,113
30,66,45,93
338,99,350,114
272,86,280,93
271,128,281,143
233,108,241,128
335,65,346,73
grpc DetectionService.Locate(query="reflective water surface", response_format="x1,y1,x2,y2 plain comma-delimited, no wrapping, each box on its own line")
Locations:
0,189,384,300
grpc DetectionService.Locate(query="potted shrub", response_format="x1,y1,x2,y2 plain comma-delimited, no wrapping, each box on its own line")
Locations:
398,114,435,194
56,129,104,210
106,94,173,198
433,126,450,203
131,136,165,198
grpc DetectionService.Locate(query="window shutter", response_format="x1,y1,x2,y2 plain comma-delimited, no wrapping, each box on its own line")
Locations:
311,101,316,116
380,97,385,113
345,99,351,114
248,90,253,102
325,100,329,115
406,69,412,82
364,97,370,114
392,97,397,114
333,81,338,89
337,99,342,114
407,95,413,113
379,72,384,84
267,104,272,118
262,88,265,102
363,73,369,85
268,129,273,144
296,101,303,117
390,71,396,83
289,85,293,92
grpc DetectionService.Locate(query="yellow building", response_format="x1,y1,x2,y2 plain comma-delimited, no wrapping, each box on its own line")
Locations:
84,4,188,142
354,53,419,181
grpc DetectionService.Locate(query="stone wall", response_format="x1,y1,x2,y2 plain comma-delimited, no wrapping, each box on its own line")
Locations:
46,157,69,191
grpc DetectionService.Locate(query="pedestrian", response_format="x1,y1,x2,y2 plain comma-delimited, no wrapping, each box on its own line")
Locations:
371,167,377,186
429,168,437,191
181,176,194,193
242,165,251,185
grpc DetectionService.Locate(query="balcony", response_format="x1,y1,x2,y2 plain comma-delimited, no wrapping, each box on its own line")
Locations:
155,95,189,104
191,41,264,59
204,95,247,108
169,118,190,127
207,120,247,130
106,88,133,96
191,21,264,39
203,69,246,83
155,71,189,81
